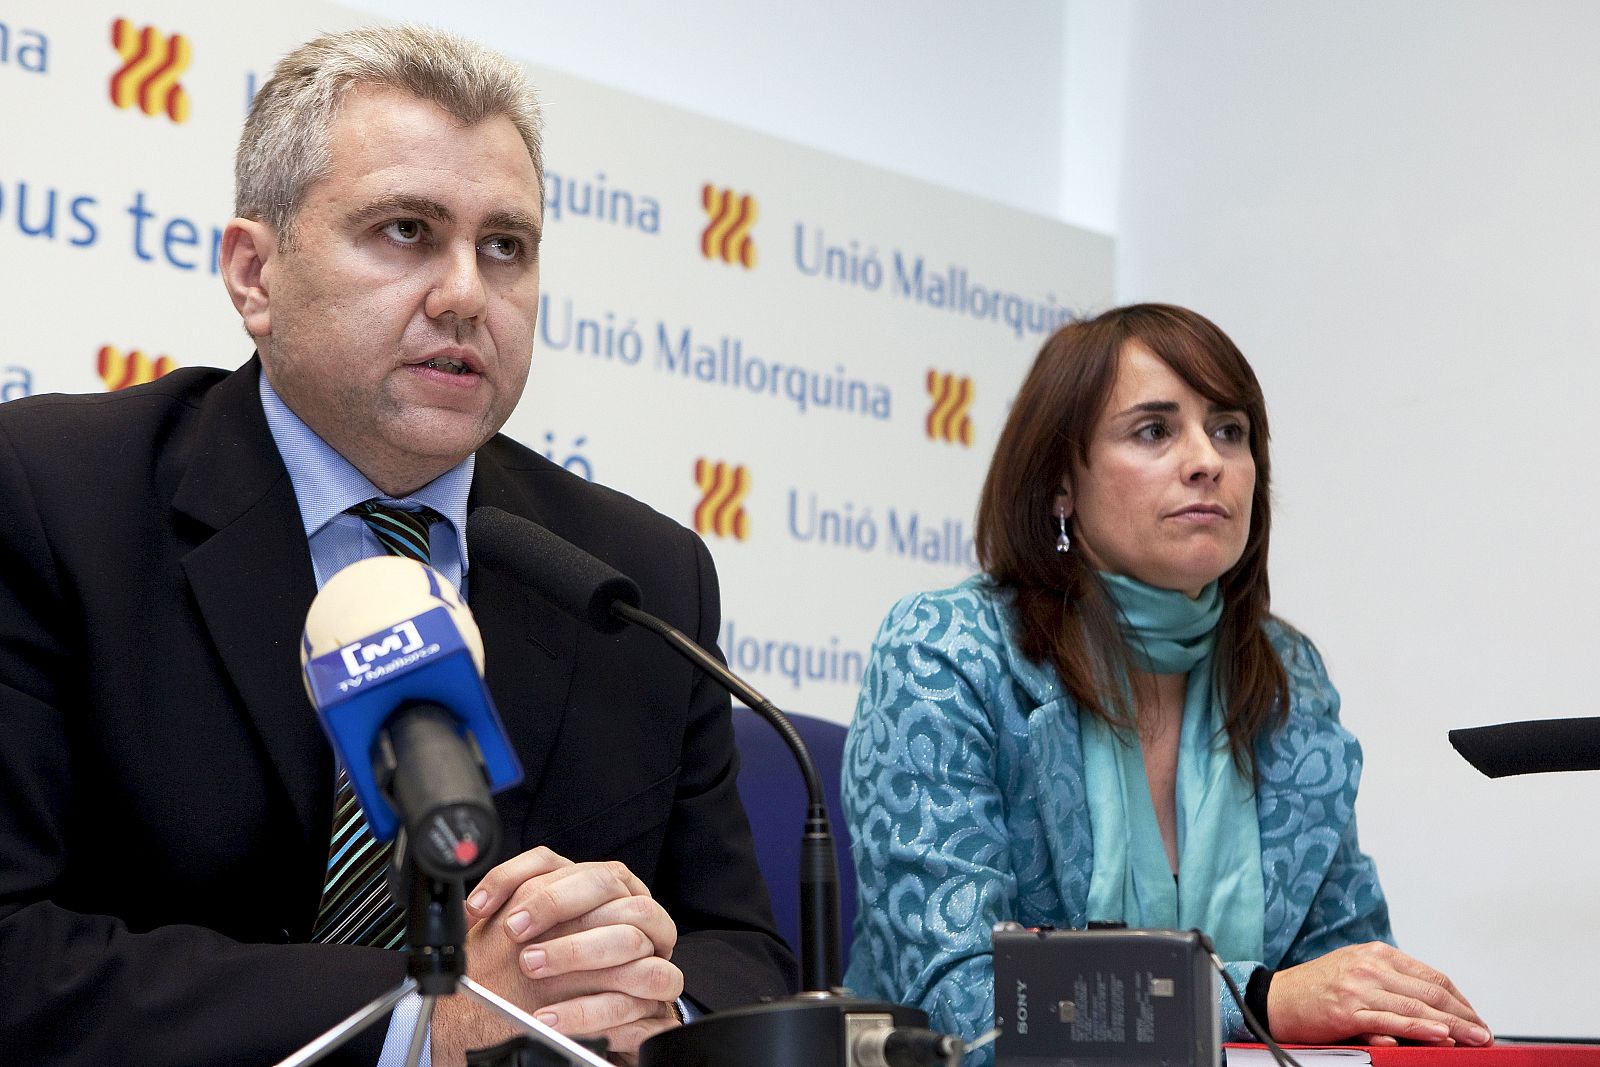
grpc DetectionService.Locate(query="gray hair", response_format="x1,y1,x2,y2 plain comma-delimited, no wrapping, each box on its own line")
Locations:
235,24,543,244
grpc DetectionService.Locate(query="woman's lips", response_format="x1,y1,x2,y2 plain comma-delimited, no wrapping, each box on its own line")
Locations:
1167,504,1230,522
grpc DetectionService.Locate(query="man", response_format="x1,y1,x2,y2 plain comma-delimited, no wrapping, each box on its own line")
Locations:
0,25,794,1066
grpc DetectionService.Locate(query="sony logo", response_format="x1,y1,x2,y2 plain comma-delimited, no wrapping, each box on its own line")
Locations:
1014,978,1028,1035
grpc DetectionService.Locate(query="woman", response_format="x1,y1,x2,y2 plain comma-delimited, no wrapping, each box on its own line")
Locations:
842,304,1489,1056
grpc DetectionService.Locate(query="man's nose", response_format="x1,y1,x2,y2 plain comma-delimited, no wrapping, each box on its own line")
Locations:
425,242,488,323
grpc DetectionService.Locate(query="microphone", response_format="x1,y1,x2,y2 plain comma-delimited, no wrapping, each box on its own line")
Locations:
301,555,523,881
467,507,644,634
468,507,959,1067
1450,717,1600,777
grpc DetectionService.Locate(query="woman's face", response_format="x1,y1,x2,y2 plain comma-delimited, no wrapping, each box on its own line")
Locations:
1063,342,1256,598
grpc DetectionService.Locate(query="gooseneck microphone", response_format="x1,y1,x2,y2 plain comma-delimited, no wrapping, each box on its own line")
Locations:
467,507,961,1067
468,505,841,991
300,555,524,881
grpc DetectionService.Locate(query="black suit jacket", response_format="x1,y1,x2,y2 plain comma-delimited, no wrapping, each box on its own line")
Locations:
0,361,795,1065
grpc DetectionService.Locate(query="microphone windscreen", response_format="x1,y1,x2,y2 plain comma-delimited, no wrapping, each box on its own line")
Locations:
468,506,642,634
1449,717,1600,777
300,555,486,698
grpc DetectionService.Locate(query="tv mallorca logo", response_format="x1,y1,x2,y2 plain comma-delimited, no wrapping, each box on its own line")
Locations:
700,185,757,269
98,346,176,390
340,620,424,678
925,369,974,446
109,18,191,123
694,459,751,540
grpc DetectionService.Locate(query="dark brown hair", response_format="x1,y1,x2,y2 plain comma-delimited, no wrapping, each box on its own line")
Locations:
975,303,1288,772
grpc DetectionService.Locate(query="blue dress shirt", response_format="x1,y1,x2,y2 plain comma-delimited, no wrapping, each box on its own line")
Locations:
259,371,473,1067
258,373,473,591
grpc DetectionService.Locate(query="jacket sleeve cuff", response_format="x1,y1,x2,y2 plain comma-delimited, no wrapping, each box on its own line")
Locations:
1244,966,1276,1038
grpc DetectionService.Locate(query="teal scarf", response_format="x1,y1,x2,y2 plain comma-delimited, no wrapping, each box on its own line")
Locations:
1080,573,1265,963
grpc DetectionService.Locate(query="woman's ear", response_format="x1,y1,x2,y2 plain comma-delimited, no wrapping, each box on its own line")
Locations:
1053,484,1074,554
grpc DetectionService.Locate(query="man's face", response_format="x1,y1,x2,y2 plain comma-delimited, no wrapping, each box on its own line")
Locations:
251,86,543,494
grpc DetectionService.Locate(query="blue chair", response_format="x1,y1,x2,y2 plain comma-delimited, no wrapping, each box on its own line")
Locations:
732,706,858,979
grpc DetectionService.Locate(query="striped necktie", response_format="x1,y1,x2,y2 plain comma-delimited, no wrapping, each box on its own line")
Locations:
309,500,441,949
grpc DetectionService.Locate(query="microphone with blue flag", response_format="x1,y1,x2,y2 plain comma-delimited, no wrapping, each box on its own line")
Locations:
300,555,522,881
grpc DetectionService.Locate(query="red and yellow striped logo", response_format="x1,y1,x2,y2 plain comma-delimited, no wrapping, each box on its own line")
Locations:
700,185,757,269
693,459,751,540
109,19,192,123
98,346,176,390
925,370,974,446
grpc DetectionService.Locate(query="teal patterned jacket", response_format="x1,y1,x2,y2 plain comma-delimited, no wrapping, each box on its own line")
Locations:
841,576,1392,1059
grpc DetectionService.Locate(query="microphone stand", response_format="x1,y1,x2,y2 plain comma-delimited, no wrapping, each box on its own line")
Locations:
274,844,612,1067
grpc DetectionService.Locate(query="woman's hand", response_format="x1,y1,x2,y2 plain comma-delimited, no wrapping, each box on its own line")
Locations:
1267,942,1492,1047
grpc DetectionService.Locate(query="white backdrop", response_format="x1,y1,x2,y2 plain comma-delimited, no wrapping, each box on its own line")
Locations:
0,0,1110,722
335,0,1080,225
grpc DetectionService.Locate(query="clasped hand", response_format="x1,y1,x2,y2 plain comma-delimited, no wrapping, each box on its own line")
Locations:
430,846,682,1066
1269,942,1492,1048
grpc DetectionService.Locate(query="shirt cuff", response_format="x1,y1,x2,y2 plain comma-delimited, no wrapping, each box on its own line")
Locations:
377,990,433,1067
378,991,687,1063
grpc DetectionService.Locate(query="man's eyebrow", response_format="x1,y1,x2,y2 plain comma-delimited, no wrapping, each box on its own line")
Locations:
483,210,543,244
344,198,541,244
345,194,454,227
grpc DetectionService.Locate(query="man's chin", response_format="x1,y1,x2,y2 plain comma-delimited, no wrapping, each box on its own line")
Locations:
397,406,504,448
354,417,493,482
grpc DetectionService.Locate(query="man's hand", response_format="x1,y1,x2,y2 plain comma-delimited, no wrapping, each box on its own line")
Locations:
429,847,683,1066
1268,942,1492,1048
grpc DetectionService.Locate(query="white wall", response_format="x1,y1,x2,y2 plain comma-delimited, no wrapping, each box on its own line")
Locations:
1116,0,1600,1039
339,0,1074,222
1061,0,1133,232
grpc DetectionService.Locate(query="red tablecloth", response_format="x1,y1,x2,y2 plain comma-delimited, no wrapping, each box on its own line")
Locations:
1227,1044,1600,1065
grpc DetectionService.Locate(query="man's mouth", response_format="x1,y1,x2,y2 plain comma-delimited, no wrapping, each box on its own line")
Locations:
421,356,470,375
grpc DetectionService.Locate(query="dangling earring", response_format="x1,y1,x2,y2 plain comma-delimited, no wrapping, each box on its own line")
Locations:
1055,512,1071,554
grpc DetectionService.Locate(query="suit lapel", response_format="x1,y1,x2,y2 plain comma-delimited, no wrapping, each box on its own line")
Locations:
1024,697,1093,928
466,449,580,793
167,370,587,852
171,360,328,852
989,605,1097,927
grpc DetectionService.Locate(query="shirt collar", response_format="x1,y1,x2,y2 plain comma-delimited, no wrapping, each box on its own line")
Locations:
257,370,474,566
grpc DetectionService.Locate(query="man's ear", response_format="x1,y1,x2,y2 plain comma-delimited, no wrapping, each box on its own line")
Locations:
219,218,278,339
